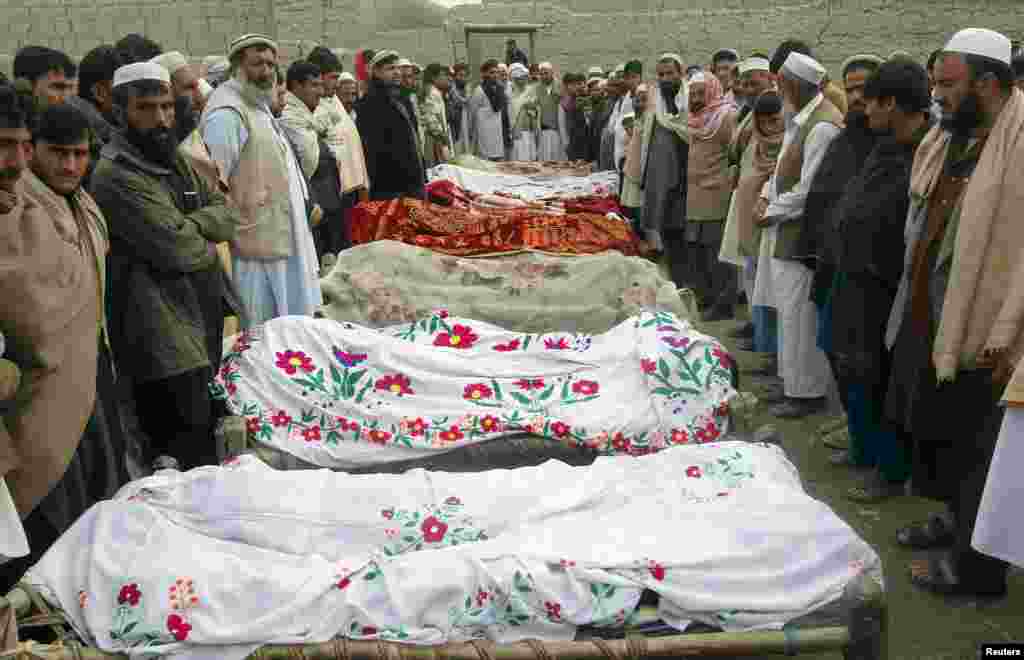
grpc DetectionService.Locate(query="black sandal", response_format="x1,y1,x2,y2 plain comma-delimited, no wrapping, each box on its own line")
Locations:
909,555,1007,599
896,513,955,550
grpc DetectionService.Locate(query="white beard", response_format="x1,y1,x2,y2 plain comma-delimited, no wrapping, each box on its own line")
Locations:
236,71,275,106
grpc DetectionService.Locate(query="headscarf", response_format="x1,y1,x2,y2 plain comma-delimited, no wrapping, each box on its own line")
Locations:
750,100,785,175
686,71,730,140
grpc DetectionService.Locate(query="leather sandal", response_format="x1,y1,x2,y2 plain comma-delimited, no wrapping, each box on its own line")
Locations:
896,513,955,550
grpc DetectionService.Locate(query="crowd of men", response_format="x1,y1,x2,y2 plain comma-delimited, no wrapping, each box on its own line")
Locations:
2,26,1024,608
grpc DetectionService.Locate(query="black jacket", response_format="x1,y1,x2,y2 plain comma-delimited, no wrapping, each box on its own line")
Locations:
355,80,426,201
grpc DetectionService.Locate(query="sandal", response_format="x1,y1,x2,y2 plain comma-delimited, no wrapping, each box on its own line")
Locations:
909,554,1007,599
896,513,955,550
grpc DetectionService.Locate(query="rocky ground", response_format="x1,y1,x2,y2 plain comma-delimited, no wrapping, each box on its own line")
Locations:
703,316,1024,660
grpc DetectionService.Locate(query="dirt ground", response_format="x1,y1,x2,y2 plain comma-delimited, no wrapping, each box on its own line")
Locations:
701,316,1024,660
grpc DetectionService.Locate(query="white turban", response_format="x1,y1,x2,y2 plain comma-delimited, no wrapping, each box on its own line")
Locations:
113,62,170,88
658,53,684,68
509,63,529,79
151,51,190,76
538,62,553,71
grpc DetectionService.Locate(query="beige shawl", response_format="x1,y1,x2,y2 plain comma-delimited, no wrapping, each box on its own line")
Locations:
914,89,1024,382
315,94,369,194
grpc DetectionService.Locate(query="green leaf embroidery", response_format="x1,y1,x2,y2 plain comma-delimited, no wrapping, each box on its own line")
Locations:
658,358,670,378
522,335,532,350
491,379,504,401
354,382,372,404
510,392,532,406
330,363,342,386
538,385,555,401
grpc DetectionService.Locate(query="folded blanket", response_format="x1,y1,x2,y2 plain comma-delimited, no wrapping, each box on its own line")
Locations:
25,442,880,660
213,310,733,469
429,164,619,200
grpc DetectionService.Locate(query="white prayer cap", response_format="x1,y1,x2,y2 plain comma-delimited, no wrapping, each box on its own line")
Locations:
396,58,414,68
658,53,684,68
509,63,529,78
688,70,707,83
738,57,770,75
198,78,213,99
944,28,1012,65
338,72,356,82
151,51,190,76
370,50,400,67
538,62,554,71
228,33,278,59
614,63,626,74
497,62,509,71
587,66,604,77
841,53,885,75
587,76,603,86
781,52,826,85
113,62,170,88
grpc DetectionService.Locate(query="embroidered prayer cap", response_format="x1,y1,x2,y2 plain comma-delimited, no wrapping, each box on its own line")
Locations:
944,28,1012,65
587,76,603,86
781,52,826,85
151,51,190,76
587,66,605,77
509,63,529,79
370,50,400,68
840,54,884,77
338,72,356,82
113,62,170,88
396,58,414,68
538,61,554,71
738,57,770,75
614,62,626,74
228,34,278,60
658,53,685,68
688,70,707,83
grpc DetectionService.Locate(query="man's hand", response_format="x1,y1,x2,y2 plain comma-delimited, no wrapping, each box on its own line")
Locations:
979,346,1016,385
0,189,17,214
754,198,772,227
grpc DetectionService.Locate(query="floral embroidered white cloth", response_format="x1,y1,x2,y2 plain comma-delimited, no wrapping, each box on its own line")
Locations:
428,164,620,201
212,311,736,469
25,442,881,660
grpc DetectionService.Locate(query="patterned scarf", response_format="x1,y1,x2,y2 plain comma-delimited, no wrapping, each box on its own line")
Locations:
687,74,731,141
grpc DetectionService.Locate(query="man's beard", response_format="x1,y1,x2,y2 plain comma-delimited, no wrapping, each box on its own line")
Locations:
239,70,275,106
175,95,198,144
455,80,467,92
126,124,178,167
659,80,680,96
845,109,870,132
940,91,983,138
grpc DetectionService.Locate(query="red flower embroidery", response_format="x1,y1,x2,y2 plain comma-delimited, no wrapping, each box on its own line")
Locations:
444,496,462,506
337,577,351,590
704,421,721,441
166,614,192,641
515,378,545,391
670,429,689,445
544,337,570,350
271,410,292,428
434,324,479,349
480,415,501,433
361,626,378,636
559,559,576,568
572,380,600,396
611,433,631,452
381,509,394,519
226,382,237,396
640,358,657,374
712,347,733,369
656,325,677,332
375,373,414,396
715,402,730,417
369,429,391,445
421,516,449,543
463,383,493,401
408,418,427,436
245,417,261,435
118,583,141,606
439,425,464,443
661,336,690,348
493,339,521,352
437,309,450,318
476,590,489,607
686,465,702,478
275,350,315,375
550,421,570,438
648,561,666,581
545,601,562,621
302,426,322,443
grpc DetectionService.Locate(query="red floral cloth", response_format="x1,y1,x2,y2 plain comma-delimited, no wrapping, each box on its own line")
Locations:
350,198,639,257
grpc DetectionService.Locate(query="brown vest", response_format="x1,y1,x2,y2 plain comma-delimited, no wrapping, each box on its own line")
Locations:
772,97,844,259
201,80,294,260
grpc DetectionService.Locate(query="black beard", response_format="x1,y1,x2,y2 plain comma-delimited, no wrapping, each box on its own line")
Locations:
126,125,178,167
455,80,467,91
845,110,870,132
940,91,983,138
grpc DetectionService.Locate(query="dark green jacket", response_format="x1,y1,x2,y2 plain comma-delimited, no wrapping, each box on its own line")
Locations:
90,131,243,384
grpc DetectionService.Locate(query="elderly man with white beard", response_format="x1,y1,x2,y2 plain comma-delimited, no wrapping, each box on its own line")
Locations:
201,34,322,329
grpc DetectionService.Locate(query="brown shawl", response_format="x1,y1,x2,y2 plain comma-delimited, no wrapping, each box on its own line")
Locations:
733,112,785,256
0,174,104,517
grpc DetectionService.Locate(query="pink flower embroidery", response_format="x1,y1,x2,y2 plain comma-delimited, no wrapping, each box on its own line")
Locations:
421,516,449,543
118,584,141,607
368,429,391,444
544,337,570,350
712,347,733,369
476,590,489,607
670,429,689,445
550,421,570,438
436,309,450,319
245,417,261,435
166,614,192,641
302,426,322,443
545,601,563,621
480,415,501,433
407,418,427,436
656,325,677,332
439,425,464,443
648,561,666,581
572,380,600,396
611,433,631,452
493,339,521,352
375,373,414,396
275,350,315,375
337,577,352,590
661,336,690,349
463,383,493,401
686,465,702,478
271,410,292,428
640,358,657,374
434,324,479,349
381,509,394,519
361,626,378,636
515,378,545,391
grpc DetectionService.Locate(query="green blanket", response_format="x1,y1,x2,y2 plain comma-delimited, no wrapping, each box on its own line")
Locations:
319,240,696,333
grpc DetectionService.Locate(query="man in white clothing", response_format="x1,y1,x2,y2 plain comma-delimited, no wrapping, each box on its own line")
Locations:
200,33,322,329
536,62,564,160
468,58,509,160
753,51,841,418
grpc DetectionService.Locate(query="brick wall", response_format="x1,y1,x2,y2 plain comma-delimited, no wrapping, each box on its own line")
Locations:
1,0,1021,79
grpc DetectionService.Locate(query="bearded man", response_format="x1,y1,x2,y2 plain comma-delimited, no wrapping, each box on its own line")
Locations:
447,63,470,155
91,62,241,472
201,34,322,327
620,83,650,224
508,63,539,161
827,59,931,503
638,54,689,285
469,59,511,161
420,63,453,168
355,50,425,200
559,73,590,162
752,52,842,420
884,29,1024,600
536,62,565,160
150,51,202,145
